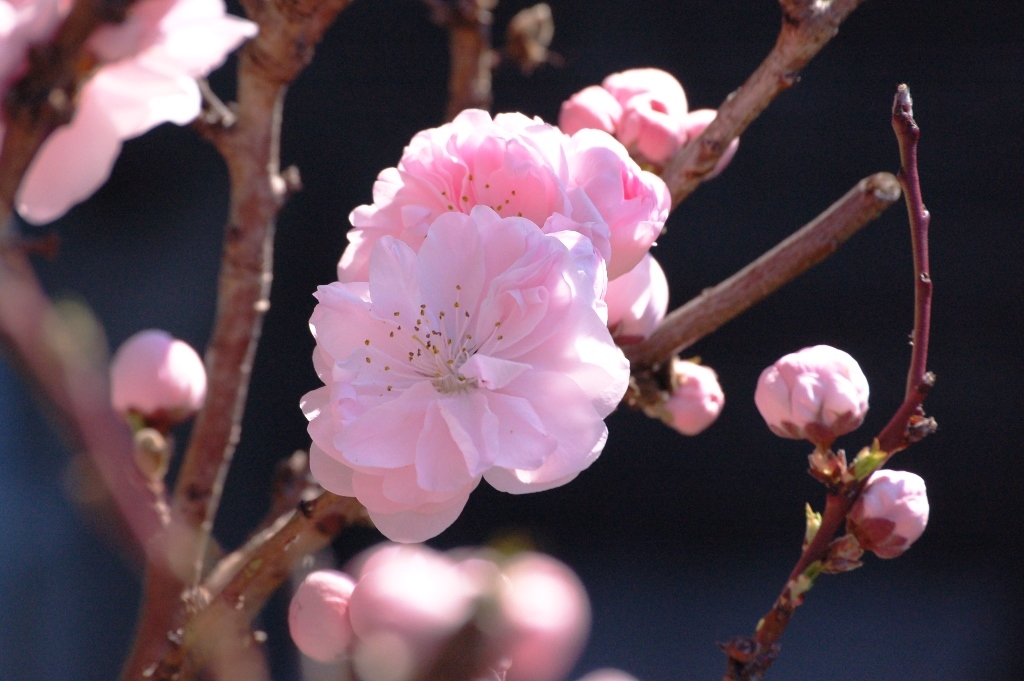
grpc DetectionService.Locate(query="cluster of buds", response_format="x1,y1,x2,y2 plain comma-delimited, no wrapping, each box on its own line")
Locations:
289,544,590,681
756,345,930,559
559,68,739,172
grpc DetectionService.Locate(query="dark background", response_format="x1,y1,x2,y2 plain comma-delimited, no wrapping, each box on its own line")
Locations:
1,0,1022,679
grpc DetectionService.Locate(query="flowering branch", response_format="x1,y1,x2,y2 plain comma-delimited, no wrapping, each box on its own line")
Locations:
423,0,497,121
660,0,869,209
149,492,367,680
0,0,136,236
720,84,935,681
624,173,902,387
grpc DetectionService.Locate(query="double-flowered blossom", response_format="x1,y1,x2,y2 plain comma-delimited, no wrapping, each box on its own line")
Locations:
305,206,629,542
0,0,256,223
559,67,739,174
847,470,929,559
338,108,669,283
755,345,869,448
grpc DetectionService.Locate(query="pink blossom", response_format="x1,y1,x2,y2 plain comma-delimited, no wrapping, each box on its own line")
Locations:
679,109,739,179
110,329,207,425
2,0,256,224
338,109,668,284
601,68,688,116
558,85,622,136
848,470,929,559
616,93,686,164
499,553,590,681
604,252,668,344
657,360,724,436
754,345,869,448
289,570,357,663
347,544,478,657
576,671,641,681
305,207,629,542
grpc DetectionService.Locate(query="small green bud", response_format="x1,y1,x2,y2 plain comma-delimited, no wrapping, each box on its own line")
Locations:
851,439,887,481
804,503,823,546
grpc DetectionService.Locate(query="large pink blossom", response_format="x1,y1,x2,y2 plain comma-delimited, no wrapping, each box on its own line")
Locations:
338,108,668,284
305,206,629,542
0,0,256,224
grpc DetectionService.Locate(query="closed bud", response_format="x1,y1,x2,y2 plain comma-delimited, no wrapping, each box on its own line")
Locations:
289,570,357,663
110,330,206,429
617,93,686,163
754,345,869,448
647,360,724,436
605,253,669,345
847,470,929,559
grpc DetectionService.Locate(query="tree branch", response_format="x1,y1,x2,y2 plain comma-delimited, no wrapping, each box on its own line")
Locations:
625,173,901,389
660,0,870,209
721,85,935,681
149,492,368,681
423,0,497,121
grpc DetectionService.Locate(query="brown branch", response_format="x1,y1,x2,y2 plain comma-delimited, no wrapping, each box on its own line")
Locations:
660,0,870,210
625,173,901,389
424,0,497,121
119,0,355,678
721,85,935,681
149,492,367,681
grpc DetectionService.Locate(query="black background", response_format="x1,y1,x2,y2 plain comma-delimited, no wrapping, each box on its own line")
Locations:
1,0,1022,679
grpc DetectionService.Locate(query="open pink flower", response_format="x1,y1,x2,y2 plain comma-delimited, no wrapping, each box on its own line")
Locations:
338,109,668,283
2,0,255,224
305,207,628,542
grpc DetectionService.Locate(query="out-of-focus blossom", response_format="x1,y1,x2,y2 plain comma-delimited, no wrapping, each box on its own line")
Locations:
289,570,357,663
601,68,688,116
348,545,478,659
110,329,206,426
576,670,641,681
679,108,739,178
754,345,869,448
646,359,723,436
604,252,668,344
499,553,590,681
306,207,629,542
616,93,686,164
847,470,929,559
0,0,256,224
338,109,668,283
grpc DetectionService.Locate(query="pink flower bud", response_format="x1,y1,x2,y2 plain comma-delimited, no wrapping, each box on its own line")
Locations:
601,68,688,115
605,253,669,344
110,330,206,426
289,570,357,663
679,109,739,178
754,345,869,448
348,545,478,659
576,671,641,681
499,553,590,681
660,360,724,436
848,470,929,559
617,93,686,164
559,85,623,136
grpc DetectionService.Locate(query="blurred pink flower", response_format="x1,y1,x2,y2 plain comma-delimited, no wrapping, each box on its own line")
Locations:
601,68,688,115
848,469,929,559
754,345,869,448
499,552,590,681
305,207,629,542
659,359,724,436
604,252,668,344
576,671,641,681
110,329,206,425
1,0,256,224
289,570,357,663
338,108,668,283
558,85,622,136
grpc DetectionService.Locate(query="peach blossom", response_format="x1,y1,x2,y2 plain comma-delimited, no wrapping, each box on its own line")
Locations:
605,252,668,344
110,329,206,424
848,470,929,559
660,360,724,436
289,570,357,663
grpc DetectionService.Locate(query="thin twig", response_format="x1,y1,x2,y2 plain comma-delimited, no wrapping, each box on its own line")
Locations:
721,85,935,681
150,492,367,681
660,0,870,210
625,173,901,391
423,0,497,121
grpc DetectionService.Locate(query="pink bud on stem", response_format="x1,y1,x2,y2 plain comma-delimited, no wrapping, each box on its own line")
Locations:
289,570,357,663
109,329,207,430
605,253,669,345
754,345,869,449
847,470,929,559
